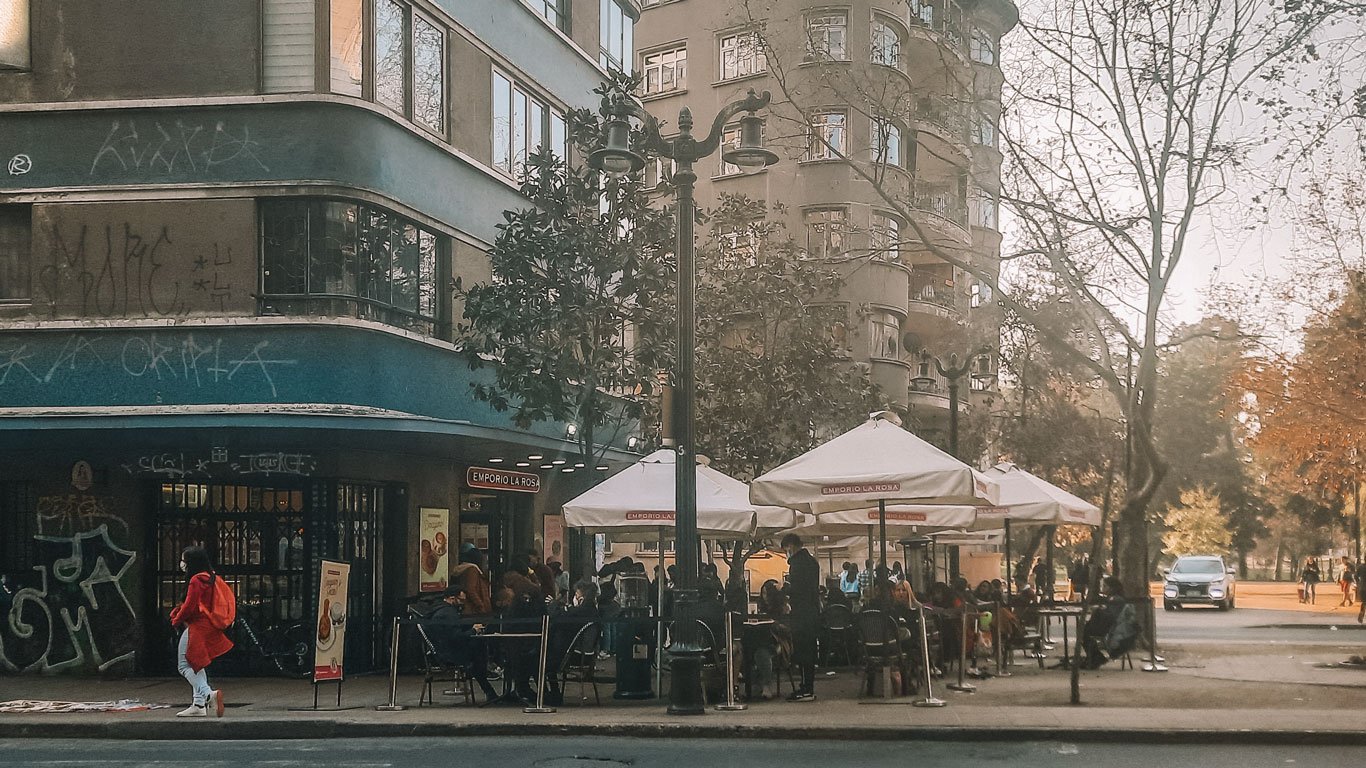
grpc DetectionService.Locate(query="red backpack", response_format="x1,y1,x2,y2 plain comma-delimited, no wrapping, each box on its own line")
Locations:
203,573,238,631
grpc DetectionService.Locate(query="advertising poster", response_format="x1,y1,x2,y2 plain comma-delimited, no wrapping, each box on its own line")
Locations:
543,514,565,568
313,560,351,682
418,507,450,592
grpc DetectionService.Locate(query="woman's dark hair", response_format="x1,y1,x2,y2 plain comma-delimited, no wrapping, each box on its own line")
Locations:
1103,575,1125,598
181,546,214,578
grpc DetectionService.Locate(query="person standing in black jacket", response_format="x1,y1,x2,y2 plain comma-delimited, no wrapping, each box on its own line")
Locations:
781,533,820,701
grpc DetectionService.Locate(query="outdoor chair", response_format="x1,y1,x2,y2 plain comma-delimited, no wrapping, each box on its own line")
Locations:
821,603,857,668
855,609,908,698
412,618,475,706
557,621,604,705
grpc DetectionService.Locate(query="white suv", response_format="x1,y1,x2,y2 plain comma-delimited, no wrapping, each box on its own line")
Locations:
1163,556,1237,611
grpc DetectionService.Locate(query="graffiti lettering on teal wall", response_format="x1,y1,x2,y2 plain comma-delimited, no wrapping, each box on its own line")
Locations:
90,119,269,177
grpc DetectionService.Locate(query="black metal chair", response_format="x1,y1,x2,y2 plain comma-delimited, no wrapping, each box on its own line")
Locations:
412,619,475,706
557,621,604,705
855,609,907,698
821,603,857,667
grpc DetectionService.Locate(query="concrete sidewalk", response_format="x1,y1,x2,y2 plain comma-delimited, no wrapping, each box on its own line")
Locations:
2,640,1365,744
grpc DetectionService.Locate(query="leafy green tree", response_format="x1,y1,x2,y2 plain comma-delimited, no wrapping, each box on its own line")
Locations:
457,79,676,578
1162,487,1233,558
692,195,881,481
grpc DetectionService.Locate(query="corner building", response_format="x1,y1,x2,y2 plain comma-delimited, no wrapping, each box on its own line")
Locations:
0,0,640,676
636,0,1014,435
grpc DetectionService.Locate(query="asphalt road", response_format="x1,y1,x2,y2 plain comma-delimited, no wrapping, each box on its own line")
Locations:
1,737,1360,767
1154,606,1366,645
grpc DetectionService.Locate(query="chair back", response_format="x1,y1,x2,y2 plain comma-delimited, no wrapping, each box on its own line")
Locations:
560,621,603,673
856,609,900,660
823,602,854,631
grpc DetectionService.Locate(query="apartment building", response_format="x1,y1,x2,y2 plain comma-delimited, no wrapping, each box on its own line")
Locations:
636,0,1014,438
0,0,639,676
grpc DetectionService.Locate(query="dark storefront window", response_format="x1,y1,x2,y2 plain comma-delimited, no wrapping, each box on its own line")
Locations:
0,482,38,574
260,199,446,337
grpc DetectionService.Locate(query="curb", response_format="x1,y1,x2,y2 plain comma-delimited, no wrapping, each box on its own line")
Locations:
2,720,1366,746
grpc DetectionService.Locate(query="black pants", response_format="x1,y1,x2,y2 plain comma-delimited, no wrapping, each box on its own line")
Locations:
789,614,817,693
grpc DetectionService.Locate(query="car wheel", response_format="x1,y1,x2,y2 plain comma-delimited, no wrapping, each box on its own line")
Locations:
1218,600,1229,611
1164,600,1176,611
1228,595,1235,609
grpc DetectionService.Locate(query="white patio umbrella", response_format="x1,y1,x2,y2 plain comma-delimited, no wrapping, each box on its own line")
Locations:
968,462,1101,599
563,449,795,694
750,413,1000,570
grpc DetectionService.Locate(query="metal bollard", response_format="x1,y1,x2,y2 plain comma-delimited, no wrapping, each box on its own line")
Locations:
375,616,406,711
524,614,557,713
946,609,976,693
911,605,946,708
715,611,747,711
994,601,1012,677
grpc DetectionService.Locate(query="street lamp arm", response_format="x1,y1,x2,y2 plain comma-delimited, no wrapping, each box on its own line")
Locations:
688,89,773,160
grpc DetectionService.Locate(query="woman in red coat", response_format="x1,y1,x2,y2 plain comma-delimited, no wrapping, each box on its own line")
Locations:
170,546,233,718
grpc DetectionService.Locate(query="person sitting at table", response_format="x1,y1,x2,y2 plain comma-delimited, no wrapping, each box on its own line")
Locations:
426,586,499,703
839,562,861,605
451,547,493,617
1082,576,1138,669
748,579,791,701
543,580,600,705
491,584,544,704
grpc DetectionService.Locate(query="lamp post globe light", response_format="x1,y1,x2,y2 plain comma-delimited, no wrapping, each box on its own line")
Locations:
589,86,779,715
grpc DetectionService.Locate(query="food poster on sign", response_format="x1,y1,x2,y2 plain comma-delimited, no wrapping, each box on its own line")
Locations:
313,560,351,682
419,508,450,592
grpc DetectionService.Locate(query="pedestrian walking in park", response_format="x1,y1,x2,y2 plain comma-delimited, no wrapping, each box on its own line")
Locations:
1069,557,1090,602
781,533,820,701
1338,556,1355,607
170,546,233,718
1301,558,1321,604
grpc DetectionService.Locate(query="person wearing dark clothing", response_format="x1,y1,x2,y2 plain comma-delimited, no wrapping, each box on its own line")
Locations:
1082,576,1138,669
426,587,499,702
1302,558,1321,604
1033,559,1053,597
529,549,558,601
543,580,599,705
1069,557,1091,602
781,533,820,701
498,584,546,703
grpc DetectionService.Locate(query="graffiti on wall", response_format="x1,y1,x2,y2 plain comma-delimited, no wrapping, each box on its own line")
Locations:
90,119,269,177
121,450,317,479
35,221,237,318
0,333,298,398
1,492,139,674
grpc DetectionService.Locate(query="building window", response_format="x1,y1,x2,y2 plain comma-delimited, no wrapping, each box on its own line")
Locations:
532,0,570,32
720,31,766,80
0,0,29,70
872,119,902,167
869,214,901,263
870,312,901,359
805,208,848,260
330,0,364,96
493,71,569,177
260,199,444,335
971,117,996,147
970,282,994,308
970,30,997,65
0,205,31,302
806,13,848,61
647,157,677,188
871,19,901,67
375,0,407,113
973,193,998,229
262,0,316,93
911,0,935,26
717,220,761,269
807,110,847,160
643,45,686,95
412,11,445,133
601,0,635,73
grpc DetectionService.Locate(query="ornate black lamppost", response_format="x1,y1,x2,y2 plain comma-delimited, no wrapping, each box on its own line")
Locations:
588,87,779,715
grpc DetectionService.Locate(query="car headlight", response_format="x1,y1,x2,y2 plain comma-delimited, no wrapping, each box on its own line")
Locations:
1208,586,1225,596
1163,585,1177,597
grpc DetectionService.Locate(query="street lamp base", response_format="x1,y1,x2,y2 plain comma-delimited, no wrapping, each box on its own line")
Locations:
522,706,558,714
715,703,748,711
667,652,706,715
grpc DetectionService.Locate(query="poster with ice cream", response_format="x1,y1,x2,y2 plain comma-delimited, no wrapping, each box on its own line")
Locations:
418,507,450,592
313,560,351,682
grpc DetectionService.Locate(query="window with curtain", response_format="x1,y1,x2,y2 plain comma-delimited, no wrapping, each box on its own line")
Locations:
804,208,848,260
806,111,847,160
719,30,766,80
870,312,901,359
970,30,997,65
262,0,316,93
869,214,901,263
643,46,686,95
806,13,848,60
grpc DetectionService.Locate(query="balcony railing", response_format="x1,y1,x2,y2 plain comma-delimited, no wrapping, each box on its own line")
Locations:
908,0,967,54
912,189,969,228
913,101,966,140
910,272,958,311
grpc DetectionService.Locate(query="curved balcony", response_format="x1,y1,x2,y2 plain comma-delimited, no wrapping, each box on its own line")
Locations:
904,3,971,82
913,101,970,169
839,258,911,315
906,373,969,419
907,270,963,324
870,358,912,408
909,187,972,247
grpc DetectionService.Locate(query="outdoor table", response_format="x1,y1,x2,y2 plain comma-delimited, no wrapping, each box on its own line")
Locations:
1037,606,1084,669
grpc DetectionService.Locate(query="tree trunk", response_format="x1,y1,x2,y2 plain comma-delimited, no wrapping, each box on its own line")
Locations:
1273,541,1284,581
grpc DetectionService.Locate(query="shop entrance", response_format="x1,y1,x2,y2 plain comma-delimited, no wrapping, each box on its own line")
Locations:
145,480,388,676
458,493,531,577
